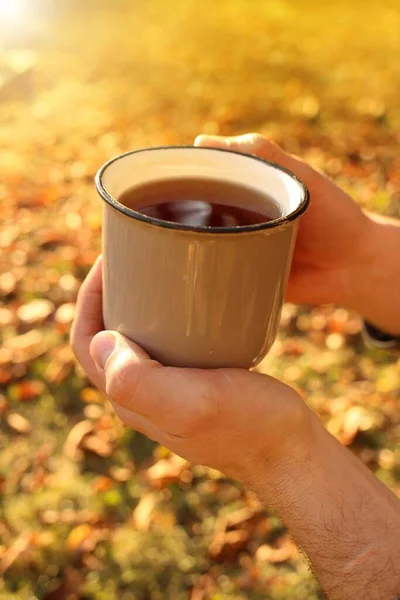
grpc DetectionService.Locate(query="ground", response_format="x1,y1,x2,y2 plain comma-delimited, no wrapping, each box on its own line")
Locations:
0,1,399,599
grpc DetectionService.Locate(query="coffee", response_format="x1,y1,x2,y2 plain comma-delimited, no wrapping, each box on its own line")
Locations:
118,177,280,228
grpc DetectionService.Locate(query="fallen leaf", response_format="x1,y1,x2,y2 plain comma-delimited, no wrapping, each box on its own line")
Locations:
80,387,104,404
58,273,79,293
219,507,263,533
281,339,305,357
209,529,250,562
378,448,395,470
255,536,297,564
109,466,133,482
66,524,93,552
132,493,157,531
83,404,104,420
11,379,46,402
63,420,94,460
146,454,190,488
54,302,75,324
152,509,177,530
17,298,54,324
0,367,13,385
0,307,14,327
325,333,345,351
39,229,67,249
4,329,46,363
0,394,10,415
0,272,17,295
0,348,12,366
0,224,20,248
92,476,113,493
0,532,34,574
190,575,216,600
43,567,83,600
44,360,73,384
82,434,112,457
340,406,385,445
6,412,31,434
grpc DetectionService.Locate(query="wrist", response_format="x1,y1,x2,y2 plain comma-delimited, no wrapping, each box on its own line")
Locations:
244,398,323,506
345,215,400,335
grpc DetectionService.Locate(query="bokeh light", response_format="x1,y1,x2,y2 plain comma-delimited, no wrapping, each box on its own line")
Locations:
0,0,22,19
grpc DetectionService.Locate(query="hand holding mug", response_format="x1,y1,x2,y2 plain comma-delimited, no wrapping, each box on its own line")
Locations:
71,256,312,485
195,134,372,308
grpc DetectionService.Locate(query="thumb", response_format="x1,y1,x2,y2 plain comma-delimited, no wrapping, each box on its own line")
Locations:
90,330,165,419
89,331,217,436
194,133,311,183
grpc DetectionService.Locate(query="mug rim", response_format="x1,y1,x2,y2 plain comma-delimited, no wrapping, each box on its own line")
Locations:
95,146,310,234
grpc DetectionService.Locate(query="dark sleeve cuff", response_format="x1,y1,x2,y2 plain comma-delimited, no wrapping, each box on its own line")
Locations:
362,321,400,350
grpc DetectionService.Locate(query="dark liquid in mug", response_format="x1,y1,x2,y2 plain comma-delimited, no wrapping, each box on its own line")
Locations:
118,177,280,228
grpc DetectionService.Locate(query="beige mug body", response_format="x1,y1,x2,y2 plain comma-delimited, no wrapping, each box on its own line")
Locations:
96,147,309,369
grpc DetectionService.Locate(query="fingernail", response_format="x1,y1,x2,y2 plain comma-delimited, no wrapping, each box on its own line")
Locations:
90,331,117,370
194,134,220,146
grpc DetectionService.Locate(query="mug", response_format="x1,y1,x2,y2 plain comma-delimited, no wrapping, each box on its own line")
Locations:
96,146,309,368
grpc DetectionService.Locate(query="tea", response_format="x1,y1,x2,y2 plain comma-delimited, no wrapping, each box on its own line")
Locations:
118,177,280,228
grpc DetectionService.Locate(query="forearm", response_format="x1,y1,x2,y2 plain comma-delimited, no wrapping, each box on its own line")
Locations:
248,414,400,600
349,215,400,335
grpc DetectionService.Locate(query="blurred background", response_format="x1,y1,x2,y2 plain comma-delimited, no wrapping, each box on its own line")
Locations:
0,1,399,598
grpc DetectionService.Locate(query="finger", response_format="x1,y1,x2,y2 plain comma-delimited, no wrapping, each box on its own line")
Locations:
70,255,104,386
90,331,217,437
194,133,313,185
112,402,162,442
112,402,191,460
72,255,103,340
287,262,346,306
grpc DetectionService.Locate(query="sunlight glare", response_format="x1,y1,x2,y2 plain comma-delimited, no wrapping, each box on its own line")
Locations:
0,0,22,19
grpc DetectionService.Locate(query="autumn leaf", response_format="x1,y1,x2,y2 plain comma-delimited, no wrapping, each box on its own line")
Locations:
6,412,31,434
66,524,94,552
63,420,94,460
132,493,157,532
145,454,190,488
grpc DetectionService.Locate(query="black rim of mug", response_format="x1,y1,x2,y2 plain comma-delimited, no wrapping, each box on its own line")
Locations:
95,146,310,234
